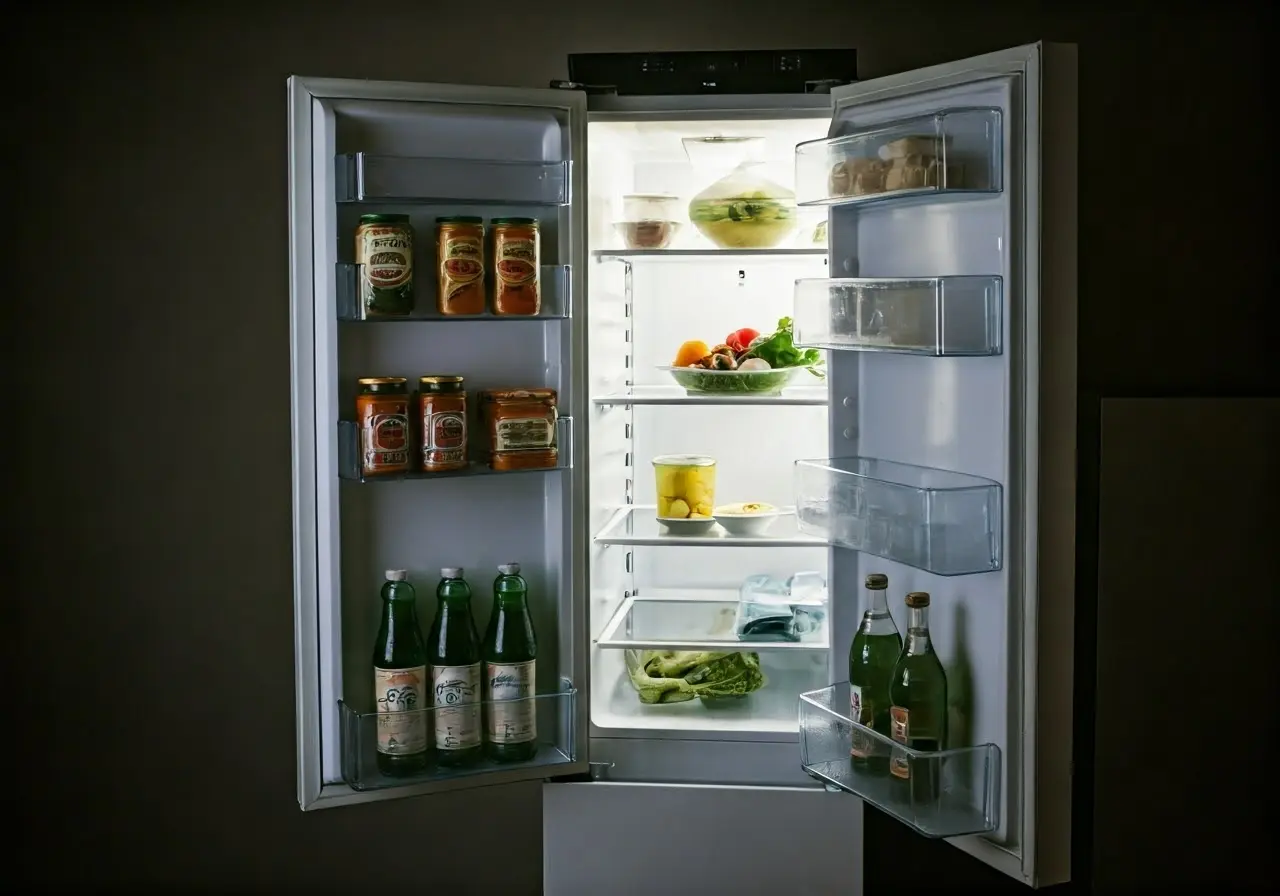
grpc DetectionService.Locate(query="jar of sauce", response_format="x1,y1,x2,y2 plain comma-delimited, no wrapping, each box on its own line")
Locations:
480,388,558,471
356,377,411,476
490,217,541,316
436,216,486,316
355,215,414,317
418,375,468,472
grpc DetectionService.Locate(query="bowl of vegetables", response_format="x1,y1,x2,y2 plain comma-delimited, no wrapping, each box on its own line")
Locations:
663,318,824,396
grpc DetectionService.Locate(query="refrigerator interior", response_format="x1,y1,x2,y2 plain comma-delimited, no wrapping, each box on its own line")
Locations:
586,116,835,767
307,92,586,795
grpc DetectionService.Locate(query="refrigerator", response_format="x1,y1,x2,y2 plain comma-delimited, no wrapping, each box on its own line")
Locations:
287,40,1077,894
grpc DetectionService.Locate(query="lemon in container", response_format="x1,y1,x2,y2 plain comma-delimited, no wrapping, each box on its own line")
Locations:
653,455,717,534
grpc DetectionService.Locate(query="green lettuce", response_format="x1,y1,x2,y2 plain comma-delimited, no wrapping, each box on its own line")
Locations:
627,650,767,704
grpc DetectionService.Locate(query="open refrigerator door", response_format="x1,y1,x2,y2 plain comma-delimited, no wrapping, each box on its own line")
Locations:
789,42,1077,886
288,78,590,809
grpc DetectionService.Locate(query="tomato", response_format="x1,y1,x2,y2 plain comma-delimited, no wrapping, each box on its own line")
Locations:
725,327,761,353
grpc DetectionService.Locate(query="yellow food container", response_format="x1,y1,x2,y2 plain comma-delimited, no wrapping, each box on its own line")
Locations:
653,454,717,519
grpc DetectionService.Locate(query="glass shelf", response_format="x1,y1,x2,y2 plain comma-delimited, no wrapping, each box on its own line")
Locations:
799,683,1001,838
339,685,577,792
596,593,828,653
793,277,1002,356
336,417,572,482
336,153,570,205
593,248,827,263
594,506,824,548
795,108,1002,208
337,263,571,322
793,457,1002,576
592,385,827,407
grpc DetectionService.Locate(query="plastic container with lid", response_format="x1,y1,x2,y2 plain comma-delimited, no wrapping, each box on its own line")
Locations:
688,162,798,249
614,194,682,250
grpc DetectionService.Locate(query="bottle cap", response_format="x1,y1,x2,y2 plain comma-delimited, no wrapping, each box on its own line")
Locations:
441,567,462,578
385,569,408,581
864,573,888,590
498,563,521,575
905,591,930,608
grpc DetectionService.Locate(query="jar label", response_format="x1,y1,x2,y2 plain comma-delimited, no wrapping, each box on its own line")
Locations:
889,705,910,779
486,660,536,744
442,236,483,283
424,411,466,465
494,416,555,452
358,225,413,288
432,663,481,751
496,238,537,285
363,411,409,471
375,666,428,755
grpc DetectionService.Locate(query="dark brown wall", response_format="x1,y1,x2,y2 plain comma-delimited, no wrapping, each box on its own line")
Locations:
10,1,1270,892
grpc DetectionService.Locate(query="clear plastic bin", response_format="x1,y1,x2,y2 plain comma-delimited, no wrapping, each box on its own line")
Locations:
793,457,1002,576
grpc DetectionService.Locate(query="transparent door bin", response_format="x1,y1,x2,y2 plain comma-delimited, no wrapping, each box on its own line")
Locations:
339,685,577,792
337,416,573,482
799,683,1001,838
793,277,1002,356
336,153,570,205
337,262,571,321
794,458,1002,576
795,108,1002,207
597,595,828,653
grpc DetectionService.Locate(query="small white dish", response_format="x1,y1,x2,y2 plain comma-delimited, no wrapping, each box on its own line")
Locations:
713,503,789,537
656,516,718,536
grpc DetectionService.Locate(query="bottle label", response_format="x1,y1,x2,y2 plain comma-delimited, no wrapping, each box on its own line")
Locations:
496,238,537,285
374,666,428,755
486,660,536,744
849,684,872,759
889,705,910,779
432,663,481,751
494,417,555,452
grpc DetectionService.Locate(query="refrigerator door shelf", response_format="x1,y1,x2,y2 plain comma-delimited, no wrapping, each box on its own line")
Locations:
799,683,1001,838
795,107,1003,208
339,682,578,792
794,457,1003,576
337,262,571,321
336,152,570,205
336,416,573,482
593,247,827,262
594,505,823,547
793,276,1003,357
596,592,829,653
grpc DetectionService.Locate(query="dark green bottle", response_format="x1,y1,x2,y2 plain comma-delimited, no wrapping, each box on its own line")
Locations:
848,573,903,775
483,563,538,763
372,569,429,777
889,591,949,804
428,568,483,767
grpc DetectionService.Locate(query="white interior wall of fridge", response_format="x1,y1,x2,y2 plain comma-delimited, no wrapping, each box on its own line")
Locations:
312,96,582,787
823,76,1019,846
585,117,835,746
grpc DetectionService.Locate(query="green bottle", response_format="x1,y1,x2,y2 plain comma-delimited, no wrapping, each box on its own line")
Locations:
848,573,903,774
372,569,429,777
889,591,949,803
483,562,538,763
428,568,483,767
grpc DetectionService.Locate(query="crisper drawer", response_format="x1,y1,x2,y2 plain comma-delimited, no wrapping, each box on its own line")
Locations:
794,457,1002,576
798,683,1001,838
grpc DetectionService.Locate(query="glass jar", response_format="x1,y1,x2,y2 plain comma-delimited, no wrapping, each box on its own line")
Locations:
652,454,717,520
614,194,682,249
688,163,798,249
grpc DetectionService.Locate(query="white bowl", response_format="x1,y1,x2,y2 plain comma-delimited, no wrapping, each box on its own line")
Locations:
656,516,718,536
713,503,788,537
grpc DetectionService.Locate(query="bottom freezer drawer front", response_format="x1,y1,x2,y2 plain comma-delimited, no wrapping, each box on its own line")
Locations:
543,781,862,896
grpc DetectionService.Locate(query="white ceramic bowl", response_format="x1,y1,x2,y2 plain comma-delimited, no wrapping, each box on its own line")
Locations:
713,503,788,537
657,516,718,536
